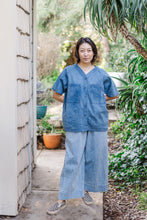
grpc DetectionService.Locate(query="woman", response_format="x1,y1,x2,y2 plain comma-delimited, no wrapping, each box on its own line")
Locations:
47,37,119,215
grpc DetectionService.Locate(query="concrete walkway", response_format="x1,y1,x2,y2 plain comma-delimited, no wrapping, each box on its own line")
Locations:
13,150,103,220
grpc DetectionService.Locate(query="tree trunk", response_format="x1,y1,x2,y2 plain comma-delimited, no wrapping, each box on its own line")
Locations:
119,23,147,60
102,37,110,58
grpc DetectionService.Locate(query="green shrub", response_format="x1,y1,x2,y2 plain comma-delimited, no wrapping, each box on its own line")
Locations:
138,191,147,210
109,113,147,187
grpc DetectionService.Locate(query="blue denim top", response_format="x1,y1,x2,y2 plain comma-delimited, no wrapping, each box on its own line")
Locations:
52,64,119,132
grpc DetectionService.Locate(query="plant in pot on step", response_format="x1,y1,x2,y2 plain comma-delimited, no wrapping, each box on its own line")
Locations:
36,81,49,119
37,114,62,149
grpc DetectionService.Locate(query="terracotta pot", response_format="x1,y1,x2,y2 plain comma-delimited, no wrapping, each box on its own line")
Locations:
43,133,62,149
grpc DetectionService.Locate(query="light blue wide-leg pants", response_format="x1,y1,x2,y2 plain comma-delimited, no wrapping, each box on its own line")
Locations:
58,131,108,200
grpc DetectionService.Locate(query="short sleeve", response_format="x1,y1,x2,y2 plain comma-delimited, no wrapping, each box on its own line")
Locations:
52,68,67,95
104,74,119,97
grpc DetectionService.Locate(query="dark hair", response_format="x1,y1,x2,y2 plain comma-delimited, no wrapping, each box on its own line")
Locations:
75,37,98,63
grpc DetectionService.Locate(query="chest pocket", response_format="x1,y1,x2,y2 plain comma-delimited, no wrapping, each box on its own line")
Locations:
67,84,81,103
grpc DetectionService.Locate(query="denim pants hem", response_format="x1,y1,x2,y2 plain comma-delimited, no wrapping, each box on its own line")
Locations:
84,184,108,192
58,131,108,200
58,190,84,200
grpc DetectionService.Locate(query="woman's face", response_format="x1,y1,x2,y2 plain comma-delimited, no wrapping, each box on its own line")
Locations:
78,43,94,65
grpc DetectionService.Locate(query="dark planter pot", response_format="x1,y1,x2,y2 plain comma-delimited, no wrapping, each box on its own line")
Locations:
37,105,47,119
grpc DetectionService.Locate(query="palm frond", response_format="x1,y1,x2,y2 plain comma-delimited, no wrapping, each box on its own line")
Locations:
111,76,128,85
84,0,147,39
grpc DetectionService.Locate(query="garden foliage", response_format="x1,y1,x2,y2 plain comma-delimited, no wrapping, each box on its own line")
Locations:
109,40,147,187
107,35,132,72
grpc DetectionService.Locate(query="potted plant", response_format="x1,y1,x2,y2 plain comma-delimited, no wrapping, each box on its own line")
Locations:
37,114,62,149
36,81,48,119
43,126,62,149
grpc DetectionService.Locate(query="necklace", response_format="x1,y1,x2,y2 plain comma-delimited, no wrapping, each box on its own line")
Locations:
78,64,93,74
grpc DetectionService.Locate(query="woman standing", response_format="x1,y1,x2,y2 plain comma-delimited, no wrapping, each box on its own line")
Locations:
47,37,119,215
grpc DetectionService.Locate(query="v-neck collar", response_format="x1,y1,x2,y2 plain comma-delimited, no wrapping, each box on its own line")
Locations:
76,64,96,78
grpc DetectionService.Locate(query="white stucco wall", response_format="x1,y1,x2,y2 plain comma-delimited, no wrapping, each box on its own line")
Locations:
0,0,18,216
